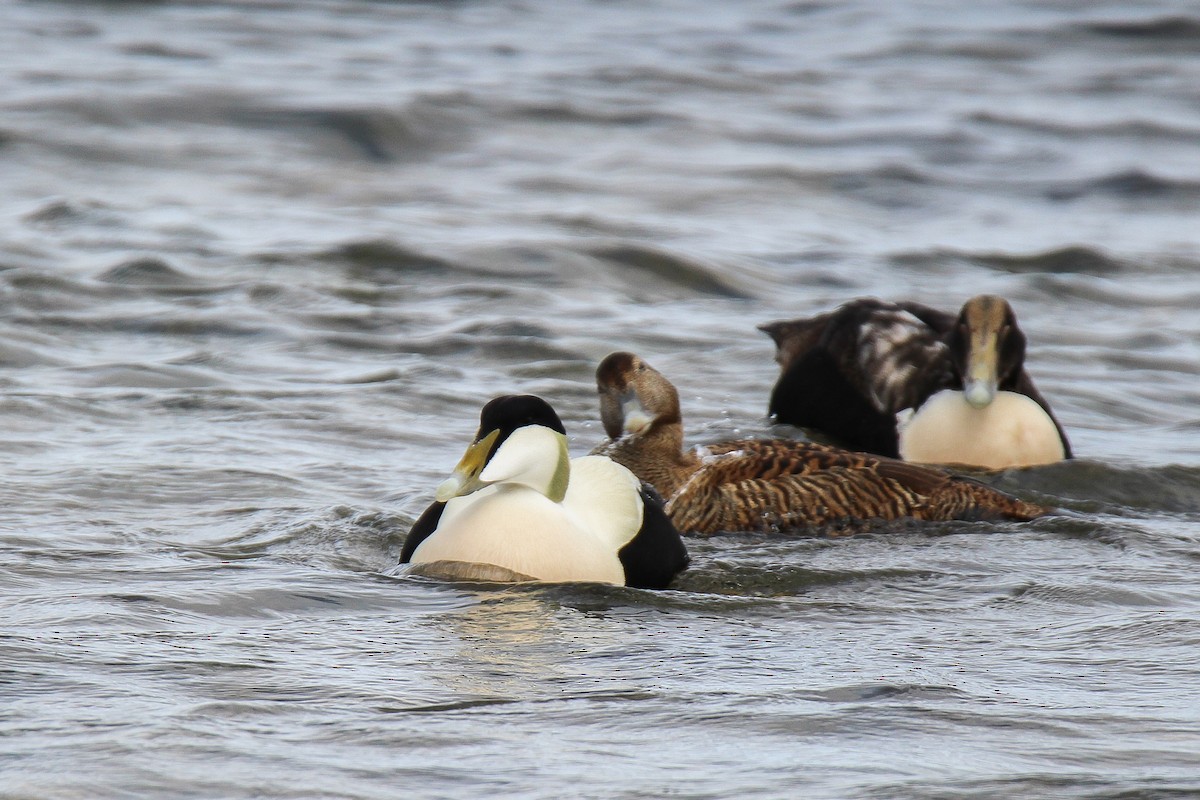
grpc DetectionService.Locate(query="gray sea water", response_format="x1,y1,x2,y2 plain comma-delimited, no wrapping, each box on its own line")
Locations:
3,1,1200,798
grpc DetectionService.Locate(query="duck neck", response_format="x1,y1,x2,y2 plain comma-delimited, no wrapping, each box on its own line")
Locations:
605,419,698,499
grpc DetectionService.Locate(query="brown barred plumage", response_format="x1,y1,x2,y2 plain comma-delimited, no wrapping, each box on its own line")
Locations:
592,351,1048,536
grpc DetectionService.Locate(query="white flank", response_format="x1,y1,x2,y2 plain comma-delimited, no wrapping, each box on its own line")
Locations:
411,455,642,586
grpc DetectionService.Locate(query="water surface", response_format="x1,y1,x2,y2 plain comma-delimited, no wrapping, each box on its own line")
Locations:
2,1,1199,797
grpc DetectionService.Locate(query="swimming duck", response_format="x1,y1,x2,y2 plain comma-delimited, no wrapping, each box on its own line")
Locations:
401,394,688,588
758,295,1072,468
593,352,1047,536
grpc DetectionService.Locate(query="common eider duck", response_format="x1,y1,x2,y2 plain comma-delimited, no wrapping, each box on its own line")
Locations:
758,295,1072,469
401,394,688,588
592,352,1047,536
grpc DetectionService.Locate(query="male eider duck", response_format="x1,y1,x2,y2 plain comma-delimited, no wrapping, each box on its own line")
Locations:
758,295,1072,469
400,394,688,588
592,352,1047,536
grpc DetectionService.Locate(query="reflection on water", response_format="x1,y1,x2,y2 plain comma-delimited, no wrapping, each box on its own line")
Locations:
434,592,581,703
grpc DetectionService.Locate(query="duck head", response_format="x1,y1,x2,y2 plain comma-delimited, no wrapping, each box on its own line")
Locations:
949,295,1026,409
595,352,682,440
435,394,571,503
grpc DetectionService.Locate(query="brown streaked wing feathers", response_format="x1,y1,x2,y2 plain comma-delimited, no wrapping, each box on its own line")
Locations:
872,459,1044,521
871,458,954,496
667,440,1046,535
668,465,918,534
698,439,882,481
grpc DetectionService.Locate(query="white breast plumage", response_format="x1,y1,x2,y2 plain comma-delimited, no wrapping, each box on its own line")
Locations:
410,455,643,585
899,389,1066,469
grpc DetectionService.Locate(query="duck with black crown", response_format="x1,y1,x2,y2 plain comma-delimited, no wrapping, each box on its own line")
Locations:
401,394,688,588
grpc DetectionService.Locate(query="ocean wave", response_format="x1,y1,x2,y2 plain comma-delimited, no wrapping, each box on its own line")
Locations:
509,100,680,127
259,239,568,287
119,42,211,61
891,245,1125,275
1044,169,1200,204
589,63,765,94
1000,580,1180,609
235,101,471,164
97,256,200,287
993,462,1200,517
676,560,950,598
968,111,1200,142
584,243,752,299
22,198,123,228
16,90,477,165
181,505,404,574
730,162,935,195
315,239,461,277
1076,15,1200,43
396,322,583,363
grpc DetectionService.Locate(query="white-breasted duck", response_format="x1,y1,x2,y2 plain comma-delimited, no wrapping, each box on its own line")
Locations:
758,295,1071,469
401,394,688,588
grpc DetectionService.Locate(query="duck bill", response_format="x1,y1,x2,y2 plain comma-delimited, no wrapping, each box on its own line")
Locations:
964,332,999,409
435,429,500,501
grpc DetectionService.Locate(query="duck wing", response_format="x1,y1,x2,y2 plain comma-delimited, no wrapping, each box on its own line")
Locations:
667,441,1046,535
699,439,881,478
819,299,955,414
562,455,646,550
870,459,1047,521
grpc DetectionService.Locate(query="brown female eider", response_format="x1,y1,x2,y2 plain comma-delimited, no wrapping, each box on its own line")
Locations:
592,352,1047,536
758,295,1072,469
